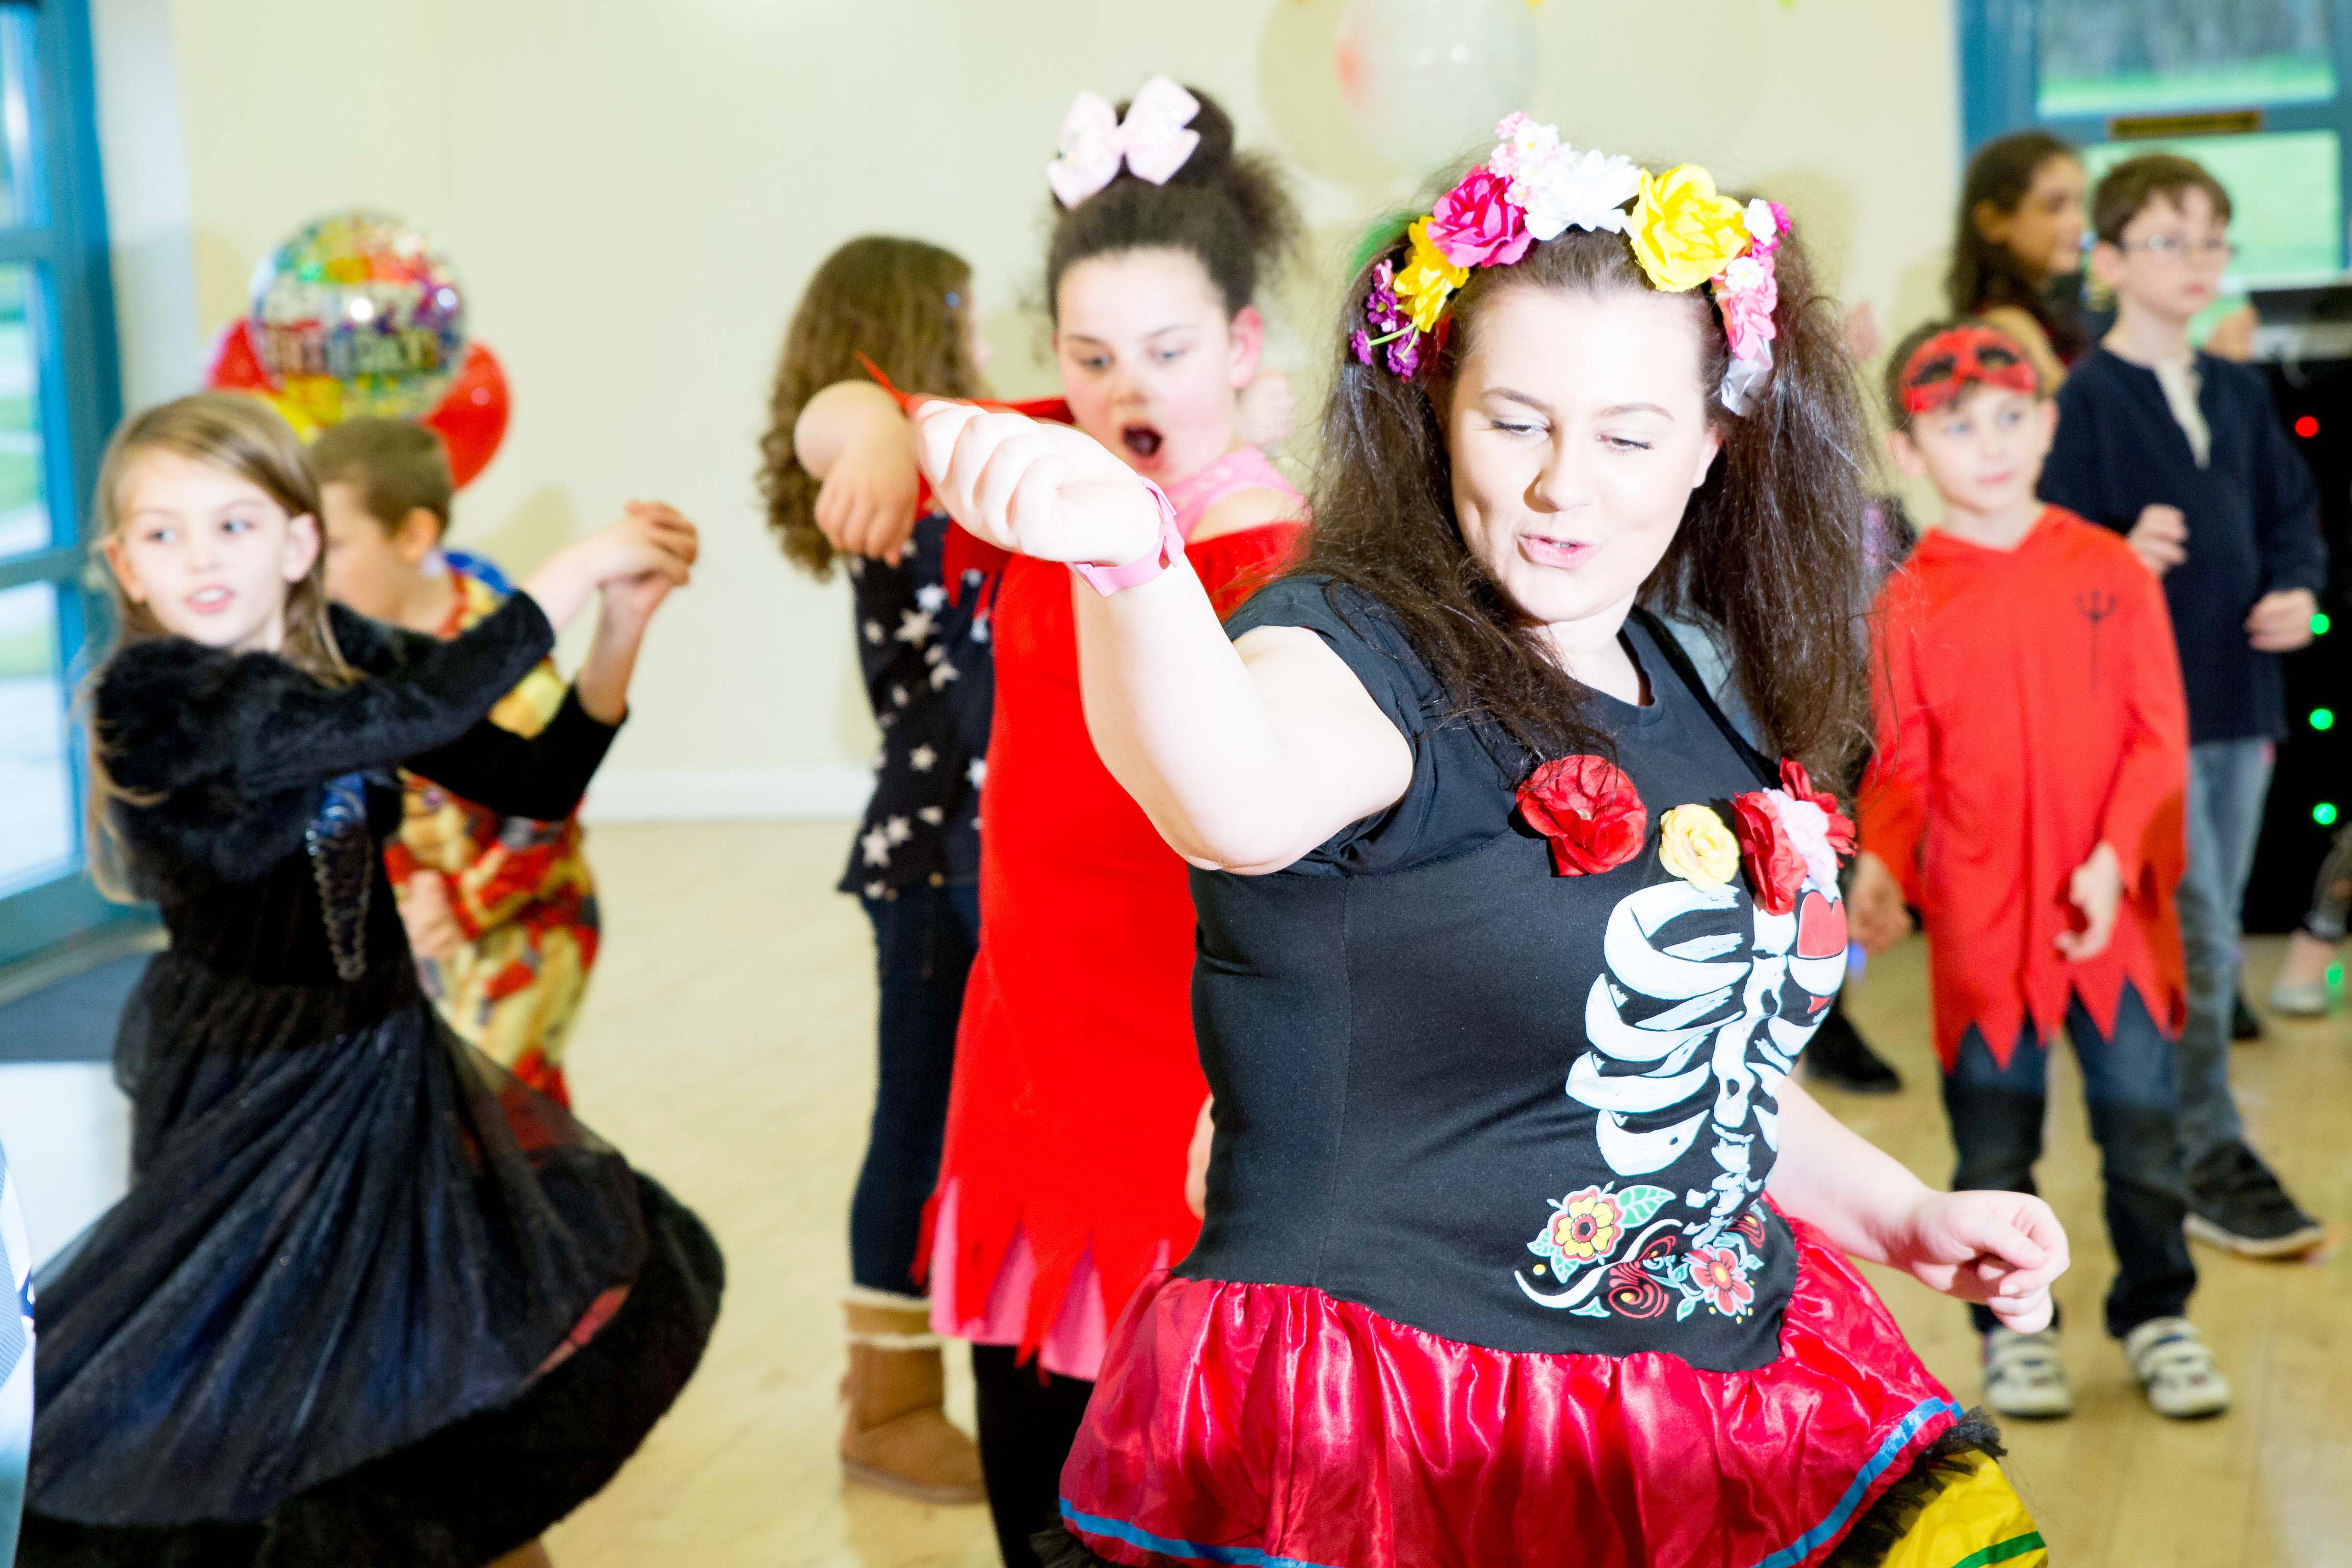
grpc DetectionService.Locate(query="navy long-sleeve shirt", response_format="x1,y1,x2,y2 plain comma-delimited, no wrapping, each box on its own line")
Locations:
2040,346,2327,744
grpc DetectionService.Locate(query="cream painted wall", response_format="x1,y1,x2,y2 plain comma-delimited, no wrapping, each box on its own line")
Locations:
91,0,1959,820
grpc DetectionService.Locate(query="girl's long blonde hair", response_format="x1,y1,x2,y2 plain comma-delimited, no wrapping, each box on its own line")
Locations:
83,391,350,899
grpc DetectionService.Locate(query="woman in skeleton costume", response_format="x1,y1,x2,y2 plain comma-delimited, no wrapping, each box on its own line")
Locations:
910,121,2067,1568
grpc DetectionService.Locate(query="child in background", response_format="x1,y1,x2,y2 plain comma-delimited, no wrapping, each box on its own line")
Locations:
758,236,994,1506
2037,154,2329,1258
316,418,600,1107
23,393,718,1567
1854,321,2223,1420
1946,130,2090,389
796,80,1306,1566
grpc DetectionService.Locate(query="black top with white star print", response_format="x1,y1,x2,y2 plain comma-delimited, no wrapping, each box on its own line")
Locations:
839,512,992,897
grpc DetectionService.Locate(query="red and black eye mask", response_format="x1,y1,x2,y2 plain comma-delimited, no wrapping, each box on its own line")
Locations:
1898,325,2040,416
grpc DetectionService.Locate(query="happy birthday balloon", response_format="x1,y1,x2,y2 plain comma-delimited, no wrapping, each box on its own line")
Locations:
248,211,467,426
1335,0,1540,175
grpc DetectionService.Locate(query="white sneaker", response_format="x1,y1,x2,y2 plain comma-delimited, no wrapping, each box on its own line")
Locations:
1982,1326,2072,1418
2124,1317,2231,1418
2267,976,2332,1017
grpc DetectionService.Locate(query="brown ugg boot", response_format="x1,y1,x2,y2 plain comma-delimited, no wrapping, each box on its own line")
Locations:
840,1289,986,1504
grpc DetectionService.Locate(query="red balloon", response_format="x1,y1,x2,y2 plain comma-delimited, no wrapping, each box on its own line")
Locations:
204,318,272,391
421,342,510,489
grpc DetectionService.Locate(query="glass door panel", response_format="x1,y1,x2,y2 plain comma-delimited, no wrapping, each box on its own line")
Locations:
2039,0,2337,117
2081,128,2345,283
0,579,70,895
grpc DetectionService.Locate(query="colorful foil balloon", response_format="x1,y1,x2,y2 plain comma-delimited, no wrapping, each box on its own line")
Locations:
248,211,468,425
202,318,320,438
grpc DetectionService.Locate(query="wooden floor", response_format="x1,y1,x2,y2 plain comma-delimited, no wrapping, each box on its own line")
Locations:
548,823,2352,1568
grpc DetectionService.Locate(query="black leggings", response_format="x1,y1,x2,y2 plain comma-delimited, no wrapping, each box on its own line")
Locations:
971,1344,1095,1568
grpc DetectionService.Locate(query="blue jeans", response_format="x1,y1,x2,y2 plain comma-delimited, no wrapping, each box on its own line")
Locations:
852,881,981,1296
2174,738,2273,1165
1943,985,2197,1338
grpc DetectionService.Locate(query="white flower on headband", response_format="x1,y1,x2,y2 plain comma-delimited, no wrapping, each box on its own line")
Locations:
1489,113,1559,179
1046,76,1203,210
1721,254,1767,295
1743,198,1781,245
1515,146,1643,241
1485,115,1640,242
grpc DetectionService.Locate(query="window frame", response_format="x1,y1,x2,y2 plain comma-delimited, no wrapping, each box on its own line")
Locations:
0,0,132,974
1959,0,2352,280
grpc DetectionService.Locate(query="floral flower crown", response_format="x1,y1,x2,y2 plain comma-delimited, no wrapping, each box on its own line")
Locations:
1352,114,1789,415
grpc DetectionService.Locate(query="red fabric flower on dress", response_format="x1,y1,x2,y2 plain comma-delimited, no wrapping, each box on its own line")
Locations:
1518,755,1648,876
1778,760,1857,861
1730,790,1807,916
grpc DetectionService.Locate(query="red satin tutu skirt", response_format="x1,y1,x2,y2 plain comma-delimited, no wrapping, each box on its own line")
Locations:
1061,1217,1965,1568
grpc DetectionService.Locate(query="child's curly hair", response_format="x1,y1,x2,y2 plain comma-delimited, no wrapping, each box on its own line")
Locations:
757,237,983,579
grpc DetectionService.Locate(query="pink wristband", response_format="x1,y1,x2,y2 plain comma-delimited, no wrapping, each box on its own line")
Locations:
1069,478,1184,597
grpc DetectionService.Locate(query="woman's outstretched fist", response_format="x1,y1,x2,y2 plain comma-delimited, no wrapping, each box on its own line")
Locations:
912,400,1161,568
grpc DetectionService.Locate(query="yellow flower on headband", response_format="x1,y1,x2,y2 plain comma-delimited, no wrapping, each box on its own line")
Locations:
1628,165,1750,293
1394,217,1470,333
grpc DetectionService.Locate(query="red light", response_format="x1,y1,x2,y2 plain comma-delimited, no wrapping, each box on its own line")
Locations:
2295,415,2320,438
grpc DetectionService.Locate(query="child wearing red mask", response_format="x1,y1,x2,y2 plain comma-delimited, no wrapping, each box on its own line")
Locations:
1854,321,2223,1422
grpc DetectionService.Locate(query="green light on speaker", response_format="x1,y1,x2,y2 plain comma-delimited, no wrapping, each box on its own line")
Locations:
2314,709,2339,731
2316,612,2334,636
2318,802,2343,827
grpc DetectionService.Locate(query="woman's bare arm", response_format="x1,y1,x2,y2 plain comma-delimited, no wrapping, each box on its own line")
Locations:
916,402,1410,872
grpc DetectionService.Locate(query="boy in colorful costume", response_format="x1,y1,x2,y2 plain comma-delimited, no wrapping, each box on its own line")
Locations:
1853,321,2225,1420
317,418,600,1105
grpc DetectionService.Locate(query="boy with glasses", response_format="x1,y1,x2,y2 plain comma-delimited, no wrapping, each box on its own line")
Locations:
2041,153,2329,1259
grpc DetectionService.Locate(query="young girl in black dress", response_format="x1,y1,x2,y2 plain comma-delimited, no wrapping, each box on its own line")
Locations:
21,393,723,1567
910,121,2067,1567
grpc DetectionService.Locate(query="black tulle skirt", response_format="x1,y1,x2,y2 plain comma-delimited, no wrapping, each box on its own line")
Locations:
19,951,723,1565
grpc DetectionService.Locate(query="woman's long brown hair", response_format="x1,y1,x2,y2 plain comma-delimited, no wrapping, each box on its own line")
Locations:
1944,130,2089,363
82,391,346,899
757,236,982,578
1298,206,1875,787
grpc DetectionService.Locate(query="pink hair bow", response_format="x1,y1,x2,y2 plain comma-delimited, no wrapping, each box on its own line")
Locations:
1045,76,1201,210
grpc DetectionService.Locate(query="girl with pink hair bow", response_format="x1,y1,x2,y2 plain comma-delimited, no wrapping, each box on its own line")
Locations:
791,77,1304,1567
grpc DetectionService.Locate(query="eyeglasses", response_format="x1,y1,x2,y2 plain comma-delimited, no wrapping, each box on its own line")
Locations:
2119,236,2238,265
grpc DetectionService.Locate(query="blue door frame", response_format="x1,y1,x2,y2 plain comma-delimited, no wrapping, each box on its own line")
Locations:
0,0,134,973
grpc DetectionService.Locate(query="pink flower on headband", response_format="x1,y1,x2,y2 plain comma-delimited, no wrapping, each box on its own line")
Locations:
1716,255,1778,364
1046,76,1203,210
1427,166,1532,269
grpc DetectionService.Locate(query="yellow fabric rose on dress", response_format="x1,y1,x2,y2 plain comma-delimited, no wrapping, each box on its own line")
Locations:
1628,165,1751,293
1393,217,1471,333
1659,802,1740,892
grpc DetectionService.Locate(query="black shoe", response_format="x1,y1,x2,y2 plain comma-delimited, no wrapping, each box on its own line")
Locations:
2185,1141,2325,1258
1804,1008,1903,1095
2231,990,2265,1041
